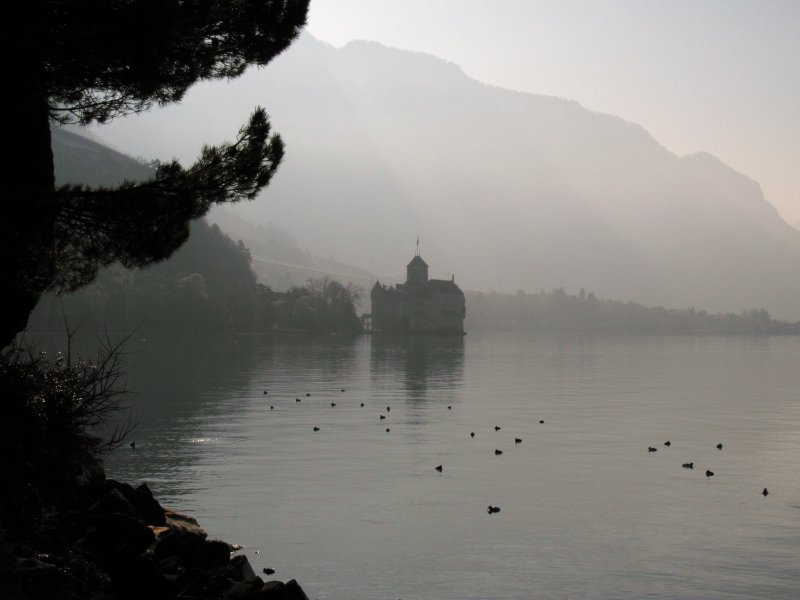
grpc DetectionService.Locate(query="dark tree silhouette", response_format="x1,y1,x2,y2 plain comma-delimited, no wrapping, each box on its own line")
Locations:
1,0,309,347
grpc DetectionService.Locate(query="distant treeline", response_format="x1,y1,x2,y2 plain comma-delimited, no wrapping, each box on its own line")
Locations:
27,218,800,337
28,220,363,335
465,288,800,334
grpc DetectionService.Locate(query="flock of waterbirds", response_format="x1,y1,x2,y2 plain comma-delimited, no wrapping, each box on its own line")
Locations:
254,387,772,507
255,387,556,515
647,438,769,497
130,387,773,503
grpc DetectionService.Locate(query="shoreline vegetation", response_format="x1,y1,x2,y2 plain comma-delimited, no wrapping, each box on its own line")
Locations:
26,221,364,338
21,218,800,337
0,337,310,600
7,261,799,600
10,154,800,600
2,3,318,597
465,288,800,335
26,267,800,337
8,287,796,600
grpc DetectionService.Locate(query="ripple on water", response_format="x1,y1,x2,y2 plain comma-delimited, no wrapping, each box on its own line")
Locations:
106,333,800,600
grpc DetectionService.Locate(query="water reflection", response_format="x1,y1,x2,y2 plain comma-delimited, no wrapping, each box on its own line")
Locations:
101,333,263,500
369,334,464,401
251,333,361,386
71,331,800,599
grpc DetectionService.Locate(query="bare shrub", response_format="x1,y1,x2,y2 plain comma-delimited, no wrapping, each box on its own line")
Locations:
0,330,134,520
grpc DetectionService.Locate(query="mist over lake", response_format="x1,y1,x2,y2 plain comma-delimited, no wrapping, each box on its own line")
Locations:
6,3,800,599
85,31,800,320
105,331,800,599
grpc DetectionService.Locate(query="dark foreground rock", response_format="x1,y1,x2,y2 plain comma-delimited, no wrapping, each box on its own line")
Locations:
0,471,309,600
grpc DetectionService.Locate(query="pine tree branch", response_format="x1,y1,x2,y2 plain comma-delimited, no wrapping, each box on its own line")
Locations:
51,109,283,292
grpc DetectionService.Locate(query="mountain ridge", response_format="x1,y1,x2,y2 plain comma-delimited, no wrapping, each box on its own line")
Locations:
83,33,800,318
51,126,375,294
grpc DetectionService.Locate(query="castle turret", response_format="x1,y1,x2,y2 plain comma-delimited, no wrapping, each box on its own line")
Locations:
406,255,428,285
371,252,464,334
370,279,385,302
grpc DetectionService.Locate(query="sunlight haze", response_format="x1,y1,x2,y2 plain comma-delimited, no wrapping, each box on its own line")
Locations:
14,4,800,599
308,0,800,223
80,0,800,319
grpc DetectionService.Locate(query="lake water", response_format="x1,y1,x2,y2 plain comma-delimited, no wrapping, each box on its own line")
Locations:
103,331,800,599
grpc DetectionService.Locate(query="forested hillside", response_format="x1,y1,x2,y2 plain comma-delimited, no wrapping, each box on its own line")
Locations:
466,288,800,334
27,129,362,335
90,33,800,320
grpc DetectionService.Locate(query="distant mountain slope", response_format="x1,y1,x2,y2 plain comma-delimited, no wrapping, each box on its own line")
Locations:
52,126,153,186
102,34,800,318
52,126,374,294
208,208,376,292
257,36,800,319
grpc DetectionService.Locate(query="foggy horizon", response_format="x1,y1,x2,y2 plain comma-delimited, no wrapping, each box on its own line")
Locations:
81,1,800,227
75,19,800,320
9,4,800,600
306,0,800,226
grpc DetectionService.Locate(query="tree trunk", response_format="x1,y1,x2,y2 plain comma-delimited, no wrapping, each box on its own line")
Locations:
1,64,55,348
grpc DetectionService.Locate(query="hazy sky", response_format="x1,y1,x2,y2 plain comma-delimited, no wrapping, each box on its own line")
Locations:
307,0,800,223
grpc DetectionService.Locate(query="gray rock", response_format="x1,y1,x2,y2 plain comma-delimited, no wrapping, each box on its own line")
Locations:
200,539,233,569
227,554,258,583
89,488,144,522
251,579,311,600
163,508,208,539
84,512,155,557
131,482,166,525
224,578,265,599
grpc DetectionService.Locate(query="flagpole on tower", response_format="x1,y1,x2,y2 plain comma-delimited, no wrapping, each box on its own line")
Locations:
416,236,419,257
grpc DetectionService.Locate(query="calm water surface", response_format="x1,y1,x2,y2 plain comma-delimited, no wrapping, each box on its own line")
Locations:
102,332,800,599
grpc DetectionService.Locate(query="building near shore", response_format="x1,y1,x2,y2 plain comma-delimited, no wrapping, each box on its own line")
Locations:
370,252,465,334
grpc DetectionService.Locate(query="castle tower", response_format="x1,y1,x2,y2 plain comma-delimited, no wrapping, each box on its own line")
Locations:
406,254,428,285
370,252,465,334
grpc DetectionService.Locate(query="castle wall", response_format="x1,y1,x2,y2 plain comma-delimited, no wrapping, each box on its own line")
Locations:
371,257,465,334
407,290,464,334
372,286,410,332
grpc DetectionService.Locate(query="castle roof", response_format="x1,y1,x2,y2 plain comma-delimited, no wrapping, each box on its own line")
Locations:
407,255,428,268
428,279,463,295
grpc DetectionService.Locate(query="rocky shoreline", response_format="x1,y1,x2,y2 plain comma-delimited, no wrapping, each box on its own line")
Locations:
3,469,309,600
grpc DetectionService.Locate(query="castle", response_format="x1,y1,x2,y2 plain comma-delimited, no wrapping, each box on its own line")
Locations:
370,252,465,334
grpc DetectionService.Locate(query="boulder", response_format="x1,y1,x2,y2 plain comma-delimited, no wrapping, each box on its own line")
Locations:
124,482,166,525
83,512,155,558
163,508,208,539
152,508,209,567
76,456,106,486
157,554,186,581
198,539,232,569
226,555,258,583
89,487,144,522
175,579,208,599
285,580,310,600
153,530,206,568
109,553,164,598
223,577,264,599
250,579,311,600
16,556,72,599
